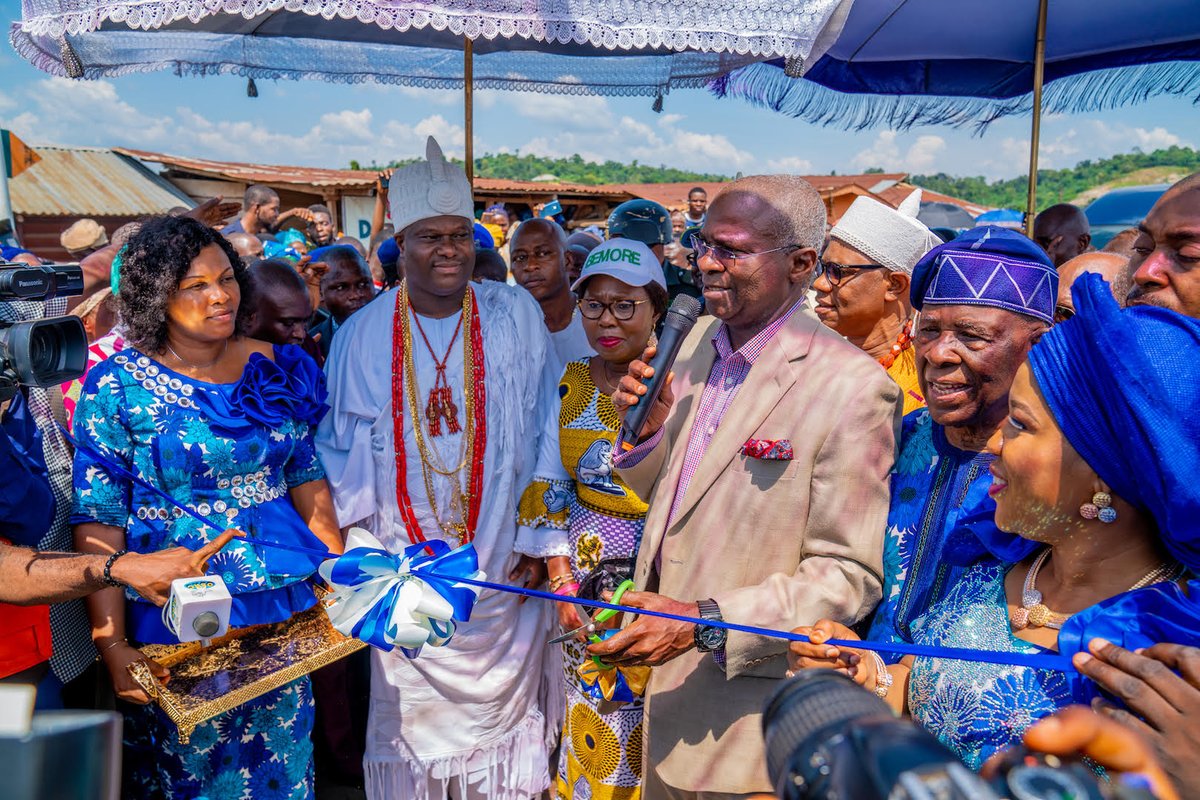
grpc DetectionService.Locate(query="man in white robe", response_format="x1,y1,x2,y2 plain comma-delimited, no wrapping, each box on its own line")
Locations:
317,137,562,800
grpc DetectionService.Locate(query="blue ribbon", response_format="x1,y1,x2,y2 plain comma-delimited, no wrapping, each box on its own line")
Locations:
319,530,484,655
61,423,1081,671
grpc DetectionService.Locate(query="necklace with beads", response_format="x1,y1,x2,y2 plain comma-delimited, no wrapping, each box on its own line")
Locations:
877,319,914,370
1010,548,1185,631
391,281,487,546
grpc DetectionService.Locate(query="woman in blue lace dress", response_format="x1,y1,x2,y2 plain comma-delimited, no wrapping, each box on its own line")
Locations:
72,216,344,799
789,274,1199,771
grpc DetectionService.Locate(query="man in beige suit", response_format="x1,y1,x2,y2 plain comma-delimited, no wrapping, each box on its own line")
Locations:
590,175,901,799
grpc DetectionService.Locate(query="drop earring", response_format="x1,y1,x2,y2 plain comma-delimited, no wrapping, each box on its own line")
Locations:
1080,491,1116,523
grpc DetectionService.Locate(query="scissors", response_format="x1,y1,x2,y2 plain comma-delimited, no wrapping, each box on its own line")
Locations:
547,579,635,647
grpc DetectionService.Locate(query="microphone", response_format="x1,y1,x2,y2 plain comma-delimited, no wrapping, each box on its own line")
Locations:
619,294,702,449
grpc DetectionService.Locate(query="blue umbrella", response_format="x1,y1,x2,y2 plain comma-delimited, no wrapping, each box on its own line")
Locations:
709,0,1200,231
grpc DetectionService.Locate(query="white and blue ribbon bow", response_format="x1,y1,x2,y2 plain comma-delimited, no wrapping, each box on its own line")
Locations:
319,528,485,656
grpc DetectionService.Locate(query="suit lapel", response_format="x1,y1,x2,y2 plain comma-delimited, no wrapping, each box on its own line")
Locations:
636,324,717,582
668,307,821,527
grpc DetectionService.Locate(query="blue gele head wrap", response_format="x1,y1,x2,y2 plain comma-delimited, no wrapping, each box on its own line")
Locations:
276,228,307,248
472,222,494,250
110,245,126,296
1027,272,1200,573
910,225,1058,325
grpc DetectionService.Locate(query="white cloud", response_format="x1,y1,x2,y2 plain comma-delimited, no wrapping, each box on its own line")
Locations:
851,131,947,173
2,78,172,147
0,91,16,114
767,155,815,173
904,135,947,172
658,113,685,127
0,77,471,167
501,93,613,131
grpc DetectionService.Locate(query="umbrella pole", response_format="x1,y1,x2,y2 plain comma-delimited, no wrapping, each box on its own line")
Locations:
464,37,474,185
1024,0,1048,237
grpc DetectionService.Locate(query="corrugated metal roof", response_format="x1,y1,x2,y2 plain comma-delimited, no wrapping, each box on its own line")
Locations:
115,148,632,199
11,145,194,217
116,147,373,188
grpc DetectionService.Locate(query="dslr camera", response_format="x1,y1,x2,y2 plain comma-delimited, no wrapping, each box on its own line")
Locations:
763,671,1156,800
0,260,87,402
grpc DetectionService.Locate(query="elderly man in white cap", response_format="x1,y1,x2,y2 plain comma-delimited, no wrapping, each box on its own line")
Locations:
316,137,561,800
814,194,941,414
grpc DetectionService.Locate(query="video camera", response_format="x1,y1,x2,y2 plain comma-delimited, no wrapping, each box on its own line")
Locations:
0,261,88,402
763,671,1155,800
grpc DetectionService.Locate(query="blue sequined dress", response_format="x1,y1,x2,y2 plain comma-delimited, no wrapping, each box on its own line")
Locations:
907,561,1094,770
71,344,330,800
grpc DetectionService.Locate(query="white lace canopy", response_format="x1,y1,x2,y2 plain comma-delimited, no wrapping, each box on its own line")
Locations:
10,0,850,95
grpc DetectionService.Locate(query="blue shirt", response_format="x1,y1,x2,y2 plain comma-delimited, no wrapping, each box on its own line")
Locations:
868,409,997,660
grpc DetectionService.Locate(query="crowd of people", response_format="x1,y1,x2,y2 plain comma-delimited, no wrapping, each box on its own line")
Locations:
0,135,1198,800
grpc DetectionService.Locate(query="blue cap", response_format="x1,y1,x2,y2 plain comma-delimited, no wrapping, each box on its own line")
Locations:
910,225,1058,325
376,237,400,265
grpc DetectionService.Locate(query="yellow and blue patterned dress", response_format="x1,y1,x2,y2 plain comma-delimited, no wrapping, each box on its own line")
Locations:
517,359,648,800
71,344,329,800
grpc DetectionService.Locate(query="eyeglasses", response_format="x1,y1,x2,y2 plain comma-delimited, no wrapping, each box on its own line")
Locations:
1053,304,1074,323
685,234,800,269
510,248,558,266
578,298,650,321
817,260,888,286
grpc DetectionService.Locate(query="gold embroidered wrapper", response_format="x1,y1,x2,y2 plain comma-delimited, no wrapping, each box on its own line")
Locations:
127,599,365,744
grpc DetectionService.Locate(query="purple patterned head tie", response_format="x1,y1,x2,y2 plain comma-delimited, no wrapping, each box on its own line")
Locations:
921,249,1058,325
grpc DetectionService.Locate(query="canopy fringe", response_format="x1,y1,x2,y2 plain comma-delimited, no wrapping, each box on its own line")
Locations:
709,60,1200,134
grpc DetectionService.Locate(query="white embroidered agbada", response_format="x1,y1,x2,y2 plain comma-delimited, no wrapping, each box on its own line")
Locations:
317,279,563,800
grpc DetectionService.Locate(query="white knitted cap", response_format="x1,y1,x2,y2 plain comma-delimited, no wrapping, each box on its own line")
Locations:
829,193,941,275
388,137,474,235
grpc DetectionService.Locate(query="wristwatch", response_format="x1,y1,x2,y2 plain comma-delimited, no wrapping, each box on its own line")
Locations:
693,599,727,652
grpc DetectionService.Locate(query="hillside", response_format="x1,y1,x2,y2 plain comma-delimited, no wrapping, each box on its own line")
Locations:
350,152,727,185
912,145,1200,211
351,145,1199,210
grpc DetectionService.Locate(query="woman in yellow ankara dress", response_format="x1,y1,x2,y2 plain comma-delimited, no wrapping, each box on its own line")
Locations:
514,243,669,800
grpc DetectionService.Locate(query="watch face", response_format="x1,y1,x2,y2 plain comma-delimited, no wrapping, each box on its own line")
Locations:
698,625,726,651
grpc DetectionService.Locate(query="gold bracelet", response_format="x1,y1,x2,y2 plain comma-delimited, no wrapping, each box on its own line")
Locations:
548,574,572,591
99,638,128,654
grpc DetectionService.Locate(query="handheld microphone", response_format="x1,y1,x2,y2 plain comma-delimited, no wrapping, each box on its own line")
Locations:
619,294,702,449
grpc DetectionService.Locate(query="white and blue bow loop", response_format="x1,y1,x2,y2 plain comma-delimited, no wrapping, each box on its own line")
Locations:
319,528,484,655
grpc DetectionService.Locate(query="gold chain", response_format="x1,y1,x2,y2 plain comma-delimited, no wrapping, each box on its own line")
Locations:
400,280,476,541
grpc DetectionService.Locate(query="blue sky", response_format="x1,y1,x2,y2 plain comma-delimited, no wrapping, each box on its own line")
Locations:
1,0,1195,181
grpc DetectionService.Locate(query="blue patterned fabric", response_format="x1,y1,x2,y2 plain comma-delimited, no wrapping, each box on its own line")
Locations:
910,226,1058,325
70,344,327,799
908,562,1094,771
122,677,314,800
70,344,330,645
867,409,996,662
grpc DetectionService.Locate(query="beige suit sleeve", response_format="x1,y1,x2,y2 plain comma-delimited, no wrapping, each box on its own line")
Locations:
713,367,901,680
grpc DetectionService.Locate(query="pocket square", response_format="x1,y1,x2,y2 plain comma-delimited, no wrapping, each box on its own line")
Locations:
741,438,793,461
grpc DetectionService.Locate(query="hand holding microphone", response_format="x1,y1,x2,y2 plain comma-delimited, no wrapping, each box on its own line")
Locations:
614,295,702,447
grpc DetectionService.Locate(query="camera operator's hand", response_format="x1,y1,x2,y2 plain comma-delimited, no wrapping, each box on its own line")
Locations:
111,529,241,606
612,346,675,441
787,619,873,685
982,706,1180,800
100,641,169,706
1073,639,1200,795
